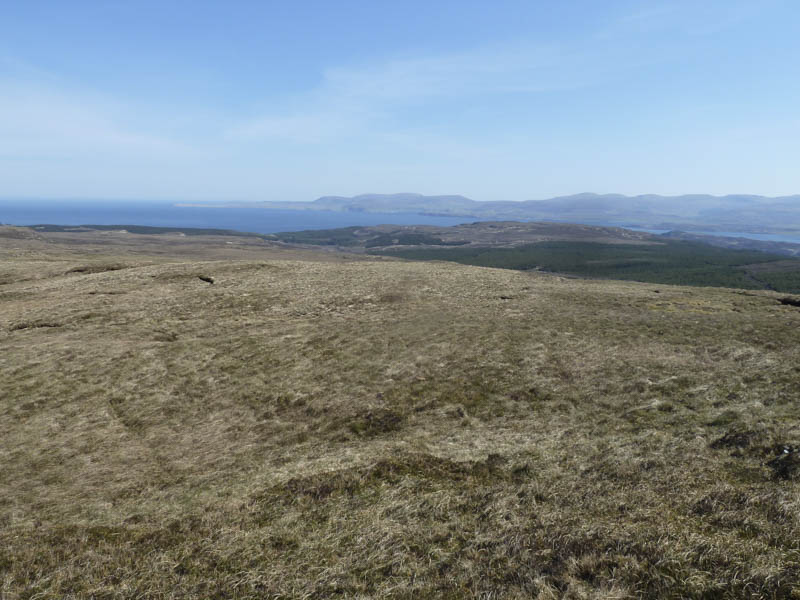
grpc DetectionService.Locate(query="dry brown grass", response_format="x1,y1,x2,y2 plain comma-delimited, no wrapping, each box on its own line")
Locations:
1,229,800,598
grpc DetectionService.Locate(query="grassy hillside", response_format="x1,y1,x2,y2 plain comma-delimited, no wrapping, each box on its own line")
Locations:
268,221,657,249
2,230,800,598
377,240,800,293
27,224,265,237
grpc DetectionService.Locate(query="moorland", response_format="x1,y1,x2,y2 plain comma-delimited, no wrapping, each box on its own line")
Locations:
269,222,800,293
34,221,800,293
1,224,800,598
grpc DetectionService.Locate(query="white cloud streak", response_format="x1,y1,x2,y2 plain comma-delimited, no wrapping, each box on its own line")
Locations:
225,1,751,146
224,40,620,145
0,82,199,161
0,0,787,200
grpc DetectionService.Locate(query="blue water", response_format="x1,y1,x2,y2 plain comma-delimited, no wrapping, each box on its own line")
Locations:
624,226,800,244
3,200,800,244
688,230,800,244
0,201,473,234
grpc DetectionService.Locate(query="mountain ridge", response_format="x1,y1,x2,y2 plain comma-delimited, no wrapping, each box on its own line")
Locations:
186,192,800,234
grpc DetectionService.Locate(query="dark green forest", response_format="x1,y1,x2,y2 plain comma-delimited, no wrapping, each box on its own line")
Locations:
375,241,800,293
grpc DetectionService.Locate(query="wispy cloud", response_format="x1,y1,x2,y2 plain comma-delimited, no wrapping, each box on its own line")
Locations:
225,1,763,147
226,109,365,144
606,0,776,37
1,0,763,154
320,42,566,101
225,38,642,146
0,55,59,82
0,79,200,162
0,0,790,200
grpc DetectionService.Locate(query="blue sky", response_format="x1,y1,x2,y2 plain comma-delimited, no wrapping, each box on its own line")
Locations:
1,0,798,202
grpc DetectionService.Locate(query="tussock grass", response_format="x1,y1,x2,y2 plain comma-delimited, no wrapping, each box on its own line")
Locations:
1,235,800,598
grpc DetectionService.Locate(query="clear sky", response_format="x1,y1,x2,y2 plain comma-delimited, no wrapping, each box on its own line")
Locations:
1,0,798,202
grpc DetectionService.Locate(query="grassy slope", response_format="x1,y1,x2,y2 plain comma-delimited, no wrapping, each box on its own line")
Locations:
268,221,656,249
1,238,800,598
26,224,264,237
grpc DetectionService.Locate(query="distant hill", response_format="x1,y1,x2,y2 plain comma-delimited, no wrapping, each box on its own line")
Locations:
516,193,800,233
266,221,800,293
268,220,800,259
312,193,480,215
27,221,800,290
197,192,800,234
268,220,658,248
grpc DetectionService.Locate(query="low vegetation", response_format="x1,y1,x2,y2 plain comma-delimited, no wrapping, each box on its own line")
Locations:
271,227,469,248
363,232,468,248
29,223,800,294
377,240,800,293
29,224,264,238
269,225,366,246
269,221,655,249
1,228,799,598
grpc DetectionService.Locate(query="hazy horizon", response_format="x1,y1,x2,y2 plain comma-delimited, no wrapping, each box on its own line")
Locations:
3,191,800,206
2,1,799,202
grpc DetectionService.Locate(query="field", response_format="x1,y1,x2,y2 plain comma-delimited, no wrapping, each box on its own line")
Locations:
269,221,657,248
1,226,800,598
29,222,800,294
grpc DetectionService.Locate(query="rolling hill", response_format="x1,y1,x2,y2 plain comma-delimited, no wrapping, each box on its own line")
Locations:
1,226,799,597
190,192,800,235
